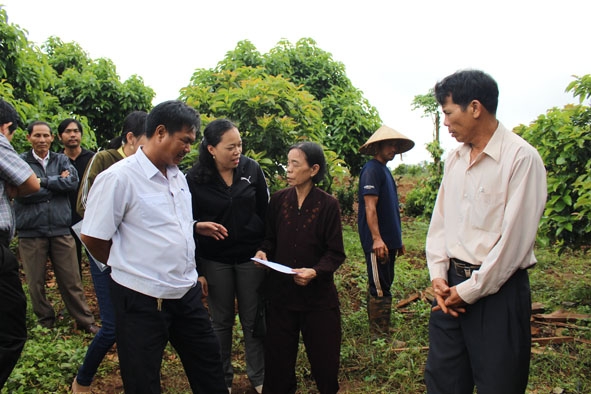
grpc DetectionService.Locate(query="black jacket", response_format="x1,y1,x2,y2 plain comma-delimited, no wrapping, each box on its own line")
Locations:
61,147,94,224
186,155,268,265
14,151,78,238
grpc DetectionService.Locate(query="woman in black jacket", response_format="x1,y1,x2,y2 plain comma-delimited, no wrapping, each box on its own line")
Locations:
186,119,268,394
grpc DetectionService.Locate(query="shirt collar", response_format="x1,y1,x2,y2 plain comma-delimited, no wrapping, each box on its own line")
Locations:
32,150,50,168
455,122,506,163
481,122,505,163
117,146,126,158
135,146,180,181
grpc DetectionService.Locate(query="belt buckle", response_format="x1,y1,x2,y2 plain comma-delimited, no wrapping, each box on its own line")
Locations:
464,268,472,278
452,258,472,279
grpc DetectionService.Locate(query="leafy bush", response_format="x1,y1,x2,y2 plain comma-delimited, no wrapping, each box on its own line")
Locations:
331,168,357,217
516,75,591,252
404,141,443,218
4,324,88,392
393,163,428,178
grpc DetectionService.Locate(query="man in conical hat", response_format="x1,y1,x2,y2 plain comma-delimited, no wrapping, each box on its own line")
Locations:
357,125,414,342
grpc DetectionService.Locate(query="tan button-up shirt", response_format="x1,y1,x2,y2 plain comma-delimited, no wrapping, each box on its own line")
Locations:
426,123,547,304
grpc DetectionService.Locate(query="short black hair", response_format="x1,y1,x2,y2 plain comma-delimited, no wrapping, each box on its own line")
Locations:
145,100,200,138
26,121,51,135
289,141,327,184
57,118,83,136
434,69,499,115
0,99,21,134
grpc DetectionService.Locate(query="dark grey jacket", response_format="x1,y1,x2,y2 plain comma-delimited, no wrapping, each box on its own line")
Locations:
14,151,78,238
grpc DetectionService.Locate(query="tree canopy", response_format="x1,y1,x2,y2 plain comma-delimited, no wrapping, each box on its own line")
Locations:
0,7,154,150
180,38,381,180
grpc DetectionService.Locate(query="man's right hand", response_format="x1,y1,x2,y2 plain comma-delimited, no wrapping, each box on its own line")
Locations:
372,238,389,263
431,278,466,317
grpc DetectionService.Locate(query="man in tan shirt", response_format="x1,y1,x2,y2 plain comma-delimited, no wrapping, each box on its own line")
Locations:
424,70,547,394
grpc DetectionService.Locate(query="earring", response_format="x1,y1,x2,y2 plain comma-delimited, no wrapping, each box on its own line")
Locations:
213,155,216,160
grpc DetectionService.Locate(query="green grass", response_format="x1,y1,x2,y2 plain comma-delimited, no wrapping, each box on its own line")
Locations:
4,219,591,393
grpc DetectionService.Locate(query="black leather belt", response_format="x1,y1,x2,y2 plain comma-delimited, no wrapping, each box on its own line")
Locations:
450,258,480,278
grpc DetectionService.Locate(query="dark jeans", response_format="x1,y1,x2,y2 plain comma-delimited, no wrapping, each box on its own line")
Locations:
425,267,531,394
76,255,116,386
111,280,227,394
0,236,27,389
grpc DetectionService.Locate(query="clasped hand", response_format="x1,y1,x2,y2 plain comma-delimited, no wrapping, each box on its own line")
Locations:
431,278,467,318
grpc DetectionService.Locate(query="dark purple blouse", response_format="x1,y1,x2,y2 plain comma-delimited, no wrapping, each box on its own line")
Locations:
260,186,346,311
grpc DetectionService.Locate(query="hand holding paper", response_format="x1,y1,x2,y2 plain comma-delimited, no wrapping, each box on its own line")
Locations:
251,257,296,275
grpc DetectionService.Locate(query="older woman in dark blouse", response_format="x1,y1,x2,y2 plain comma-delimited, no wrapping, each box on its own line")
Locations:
255,141,346,394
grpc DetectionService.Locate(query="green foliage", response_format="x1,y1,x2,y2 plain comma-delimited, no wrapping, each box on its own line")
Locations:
411,88,441,142
516,74,591,252
328,154,356,216
405,141,444,218
0,8,55,107
0,6,155,151
322,87,381,176
49,52,154,147
182,66,325,188
181,38,381,183
263,38,382,177
567,74,591,104
3,323,88,393
393,163,428,178
406,90,444,218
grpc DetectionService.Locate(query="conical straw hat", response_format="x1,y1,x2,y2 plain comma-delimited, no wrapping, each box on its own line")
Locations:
359,125,415,155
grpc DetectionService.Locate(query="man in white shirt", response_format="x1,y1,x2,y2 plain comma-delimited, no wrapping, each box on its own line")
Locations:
81,100,226,393
424,70,547,394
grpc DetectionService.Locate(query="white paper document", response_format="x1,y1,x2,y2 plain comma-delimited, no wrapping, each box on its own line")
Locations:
251,257,296,275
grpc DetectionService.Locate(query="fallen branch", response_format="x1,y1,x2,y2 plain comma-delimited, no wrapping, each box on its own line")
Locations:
392,346,429,353
532,336,575,345
396,292,420,308
531,347,577,360
533,320,591,331
532,310,591,323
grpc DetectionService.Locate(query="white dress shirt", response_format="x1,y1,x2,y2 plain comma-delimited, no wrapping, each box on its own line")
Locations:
81,147,198,299
426,123,547,304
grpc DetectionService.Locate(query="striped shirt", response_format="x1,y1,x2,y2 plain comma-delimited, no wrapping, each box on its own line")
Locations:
0,134,35,238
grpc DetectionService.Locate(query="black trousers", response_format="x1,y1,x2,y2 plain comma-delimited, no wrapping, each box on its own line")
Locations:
263,303,341,394
425,267,531,394
365,251,396,297
0,237,27,389
110,280,227,394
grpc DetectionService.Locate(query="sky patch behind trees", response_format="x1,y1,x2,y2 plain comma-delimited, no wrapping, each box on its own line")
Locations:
2,0,589,165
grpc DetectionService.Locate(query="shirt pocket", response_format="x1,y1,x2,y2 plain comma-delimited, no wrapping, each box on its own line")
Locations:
138,192,172,227
471,191,504,233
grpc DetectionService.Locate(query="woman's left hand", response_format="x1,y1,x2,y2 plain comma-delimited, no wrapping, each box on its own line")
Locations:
292,268,317,287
